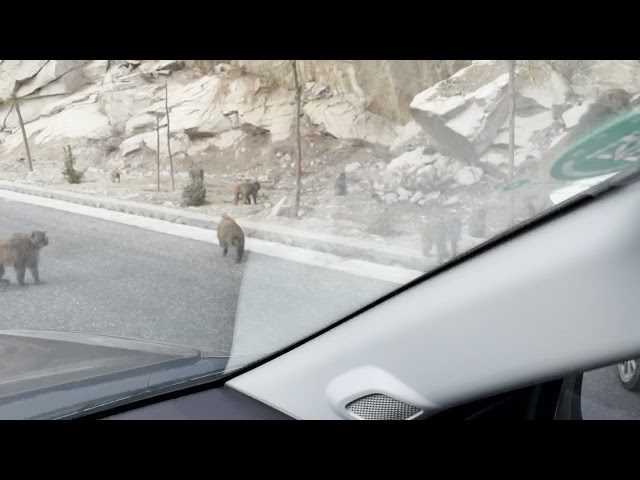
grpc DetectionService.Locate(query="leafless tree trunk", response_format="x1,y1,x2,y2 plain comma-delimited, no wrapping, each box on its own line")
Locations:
2,104,14,130
13,95,33,172
156,115,160,192
165,84,175,191
106,60,111,73
290,60,302,219
507,60,516,226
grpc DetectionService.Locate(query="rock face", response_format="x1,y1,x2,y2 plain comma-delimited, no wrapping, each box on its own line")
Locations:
304,97,401,147
377,59,640,205
234,60,471,123
0,60,49,99
1,59,638,219
411,60,512,160
407,60,573,163
566,60,640,98
454,166,484,185
0,60,471,164
15,60,91,98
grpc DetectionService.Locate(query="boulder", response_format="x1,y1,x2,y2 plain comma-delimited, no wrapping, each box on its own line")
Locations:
0,60,49,99
345,161,361,173
125,112,159,136
119,128,187,157
454,166,483,185
1,101,112,153
304,97,401,147
409,60,573,162
569,60,640,98
16,60,91,98
270,196,291,216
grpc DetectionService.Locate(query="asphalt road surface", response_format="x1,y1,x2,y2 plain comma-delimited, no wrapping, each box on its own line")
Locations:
3,198,639,419
581,364,640,420
0,198,397,357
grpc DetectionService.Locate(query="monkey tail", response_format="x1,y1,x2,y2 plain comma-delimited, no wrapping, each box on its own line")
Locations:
232,236,244,263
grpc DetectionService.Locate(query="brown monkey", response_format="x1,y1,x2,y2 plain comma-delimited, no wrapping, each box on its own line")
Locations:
446,217,462,258
234,181,261,205
0,230,49,286
189,168,204,183
420,217,462,265
217,214,245,263
334,172,347,196
468,207,487,238
111,169,121,183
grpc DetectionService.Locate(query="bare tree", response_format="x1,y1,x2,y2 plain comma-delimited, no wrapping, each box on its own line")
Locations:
165,84,175,191
507,60,516,226
2,103,14,130
254,60,305,219
290,60,302,219
156,114,161,192
12,94,33,172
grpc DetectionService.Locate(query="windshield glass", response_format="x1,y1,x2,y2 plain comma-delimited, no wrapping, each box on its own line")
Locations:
0,60,638,416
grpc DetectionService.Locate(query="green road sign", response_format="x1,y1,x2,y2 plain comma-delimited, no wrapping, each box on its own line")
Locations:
550,108,640,180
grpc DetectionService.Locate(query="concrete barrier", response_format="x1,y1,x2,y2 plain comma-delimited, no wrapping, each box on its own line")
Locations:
0,180,429,271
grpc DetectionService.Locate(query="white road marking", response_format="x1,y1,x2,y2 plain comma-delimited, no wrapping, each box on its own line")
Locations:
0,189,424,285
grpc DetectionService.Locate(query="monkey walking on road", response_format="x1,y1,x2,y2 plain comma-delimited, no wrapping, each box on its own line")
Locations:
217,215,245,263
0,230,49,286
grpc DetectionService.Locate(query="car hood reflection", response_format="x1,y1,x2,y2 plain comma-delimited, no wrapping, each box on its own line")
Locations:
0,329,262,419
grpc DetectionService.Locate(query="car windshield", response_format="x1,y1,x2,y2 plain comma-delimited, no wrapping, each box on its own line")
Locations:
0,60,638,417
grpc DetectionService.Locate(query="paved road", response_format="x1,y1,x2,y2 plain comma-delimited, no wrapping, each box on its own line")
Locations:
581,363,640,420
0,198,397,357
3,198,639,419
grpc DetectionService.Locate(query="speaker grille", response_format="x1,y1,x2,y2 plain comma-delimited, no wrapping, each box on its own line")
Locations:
346,394,422,420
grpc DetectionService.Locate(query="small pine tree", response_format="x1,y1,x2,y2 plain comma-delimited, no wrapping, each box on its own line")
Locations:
182,168,206,206
62,145,83,184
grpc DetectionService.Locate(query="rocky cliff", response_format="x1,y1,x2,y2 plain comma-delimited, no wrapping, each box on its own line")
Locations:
1,59,638,253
